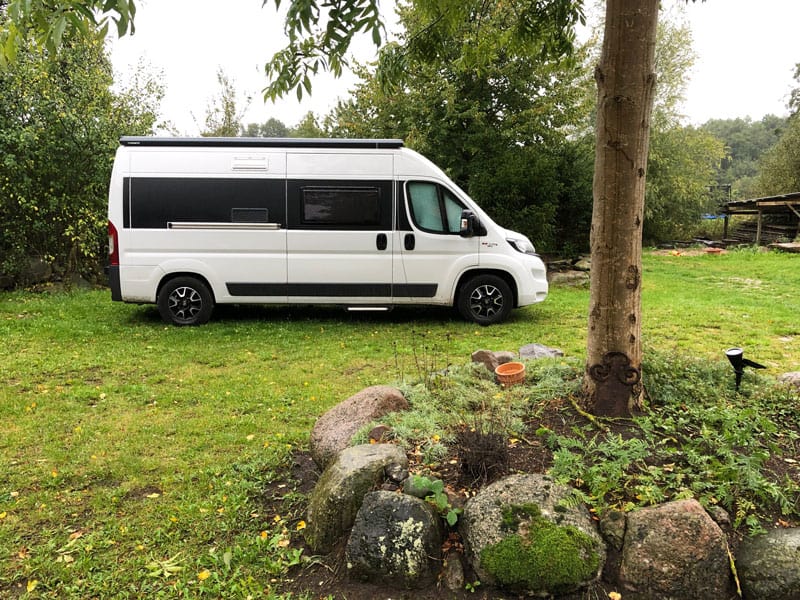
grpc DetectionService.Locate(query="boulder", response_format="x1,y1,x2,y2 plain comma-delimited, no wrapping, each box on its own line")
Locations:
310,385,408,469
573,257,592,271
737,527,800,600
346,490,442,588
599,509,627,552
519,343,564,360
460,473,605,596
778,372,800,389
618,499,733,599
548,270,589,287
304,444,408,553
25,257,52,284
471,350,517,372
471,349,499,371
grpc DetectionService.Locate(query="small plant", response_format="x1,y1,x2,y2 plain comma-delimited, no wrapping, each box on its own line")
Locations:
406,474,462,526
465,580,481,592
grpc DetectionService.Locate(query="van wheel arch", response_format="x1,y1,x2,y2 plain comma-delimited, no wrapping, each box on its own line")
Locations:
455,270,517,325
157,274,216,326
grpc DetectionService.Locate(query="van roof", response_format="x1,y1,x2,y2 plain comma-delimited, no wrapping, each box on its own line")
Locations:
119,137,404,149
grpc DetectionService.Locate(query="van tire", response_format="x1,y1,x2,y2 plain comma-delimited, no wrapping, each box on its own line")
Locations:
158,277,214,326
457,274,512,325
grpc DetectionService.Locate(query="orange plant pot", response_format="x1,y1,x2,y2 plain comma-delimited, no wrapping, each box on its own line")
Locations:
495,362,526,386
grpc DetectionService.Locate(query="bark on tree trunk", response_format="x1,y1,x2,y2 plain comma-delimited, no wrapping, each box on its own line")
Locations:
585,0,659,417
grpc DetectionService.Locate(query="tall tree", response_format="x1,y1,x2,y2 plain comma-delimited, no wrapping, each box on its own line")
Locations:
585,0,658,416
242,117,290,138
199,68,250,137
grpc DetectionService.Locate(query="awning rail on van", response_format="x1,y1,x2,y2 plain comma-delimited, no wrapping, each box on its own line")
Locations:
120,137,404,149
167,222,282,230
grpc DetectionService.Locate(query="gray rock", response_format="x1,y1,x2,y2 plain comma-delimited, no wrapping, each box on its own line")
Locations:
460,473,605,596
619,499,733,599
310,385,408,469
599,509,627,552
441,554,466,592
385,463,408,484
471,349,499,371
304,444,408,553
25,257,52,284
573,257,591,271
471,350,518,372
494,351,517,365
519,343,564,360
548,270,589,287
778,372,800,389
346,490,442,588
737,527,800,600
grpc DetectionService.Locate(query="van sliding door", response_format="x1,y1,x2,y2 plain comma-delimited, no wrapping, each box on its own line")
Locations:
285,153,396,304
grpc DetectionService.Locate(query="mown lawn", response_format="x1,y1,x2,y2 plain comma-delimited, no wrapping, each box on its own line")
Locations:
0,248,798,598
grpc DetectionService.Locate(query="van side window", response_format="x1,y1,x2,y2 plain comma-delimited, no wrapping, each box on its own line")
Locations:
302,187,381,225
407,182,465,234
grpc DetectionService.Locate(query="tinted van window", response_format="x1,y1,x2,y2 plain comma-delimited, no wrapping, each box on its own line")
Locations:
407,182,465,234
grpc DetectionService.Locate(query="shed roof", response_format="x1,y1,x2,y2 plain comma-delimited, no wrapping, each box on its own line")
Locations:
723,191,800,216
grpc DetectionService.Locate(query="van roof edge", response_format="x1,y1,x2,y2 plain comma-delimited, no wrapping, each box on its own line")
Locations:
119,137,404,149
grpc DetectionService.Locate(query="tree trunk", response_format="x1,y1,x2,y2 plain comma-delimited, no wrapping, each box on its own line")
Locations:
585,0,659,417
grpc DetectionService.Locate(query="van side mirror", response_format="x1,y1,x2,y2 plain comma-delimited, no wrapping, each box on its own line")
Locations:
459,210,484,237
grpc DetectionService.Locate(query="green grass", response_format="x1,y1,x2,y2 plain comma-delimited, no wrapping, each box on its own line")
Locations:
1,248,799,597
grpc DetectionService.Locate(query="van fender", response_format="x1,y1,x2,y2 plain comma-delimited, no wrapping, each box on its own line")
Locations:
451,265,520,308
156,259,220,302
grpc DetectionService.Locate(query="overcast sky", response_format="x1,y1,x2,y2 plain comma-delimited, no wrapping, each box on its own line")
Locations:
109,0,800,135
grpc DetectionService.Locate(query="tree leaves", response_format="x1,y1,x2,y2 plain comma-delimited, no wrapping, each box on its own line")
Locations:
0,1,137,65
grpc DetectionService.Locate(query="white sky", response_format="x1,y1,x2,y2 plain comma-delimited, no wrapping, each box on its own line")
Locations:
109,0,800,135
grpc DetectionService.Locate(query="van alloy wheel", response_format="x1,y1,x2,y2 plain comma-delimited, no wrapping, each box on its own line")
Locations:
469,284,504,319
158,277,214,326
457,274,513,325
168,286,203,322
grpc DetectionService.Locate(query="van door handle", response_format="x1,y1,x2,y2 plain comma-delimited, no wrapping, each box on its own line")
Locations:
404,233,415,251
376,233,387,251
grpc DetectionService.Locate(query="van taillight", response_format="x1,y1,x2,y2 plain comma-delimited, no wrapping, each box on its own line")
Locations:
108,221,119,266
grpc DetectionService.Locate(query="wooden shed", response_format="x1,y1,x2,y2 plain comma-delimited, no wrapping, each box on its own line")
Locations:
721,192,800,245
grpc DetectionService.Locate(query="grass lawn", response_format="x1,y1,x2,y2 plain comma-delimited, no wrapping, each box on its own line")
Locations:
0,248,798,598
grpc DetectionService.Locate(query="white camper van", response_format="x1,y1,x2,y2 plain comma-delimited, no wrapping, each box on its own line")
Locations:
107,137,548,325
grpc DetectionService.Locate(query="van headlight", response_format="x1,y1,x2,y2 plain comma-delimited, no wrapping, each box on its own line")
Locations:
507,237,536,255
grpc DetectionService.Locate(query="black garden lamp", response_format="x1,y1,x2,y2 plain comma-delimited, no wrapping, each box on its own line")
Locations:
725,347,766,391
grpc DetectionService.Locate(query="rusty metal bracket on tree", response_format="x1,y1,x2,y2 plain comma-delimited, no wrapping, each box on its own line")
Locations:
587,352,641,417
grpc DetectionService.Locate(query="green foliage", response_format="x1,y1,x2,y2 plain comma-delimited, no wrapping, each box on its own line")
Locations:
242,118,290,138
547,349,800,532
644,125,725,242
756,115,800,196
405,475,461,526
200,68,251,137
0,34,162,284
262,0,385,101
701,115,787,199
0,0,136,66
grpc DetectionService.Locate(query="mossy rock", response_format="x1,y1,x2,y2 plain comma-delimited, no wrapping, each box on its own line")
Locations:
481,503,601,594
461,474,605,596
